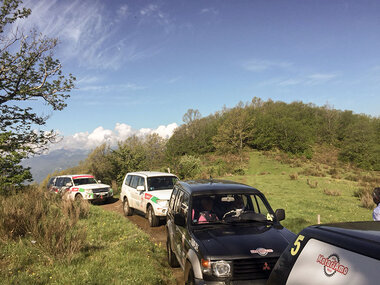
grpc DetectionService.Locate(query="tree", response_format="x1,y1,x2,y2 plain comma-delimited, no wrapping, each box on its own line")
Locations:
213,106,253,158
182,108,201,124
0,0,75,190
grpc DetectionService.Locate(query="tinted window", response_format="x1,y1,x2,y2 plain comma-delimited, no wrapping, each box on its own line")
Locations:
125,175,132,186
55,177,64,187
169,186,179,211
63,177,72,186
180,193,190,222
130,176,138,188
174,191,184,214
137,176,145,187
73,177,97,185
147,176,178,191
47,177,55,187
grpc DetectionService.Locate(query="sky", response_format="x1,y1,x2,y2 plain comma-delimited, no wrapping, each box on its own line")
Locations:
12,0,380,151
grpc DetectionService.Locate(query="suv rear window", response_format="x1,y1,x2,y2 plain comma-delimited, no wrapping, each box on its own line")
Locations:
147,176,177,191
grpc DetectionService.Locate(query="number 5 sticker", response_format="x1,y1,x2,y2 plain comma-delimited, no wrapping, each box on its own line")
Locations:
290,235,305,256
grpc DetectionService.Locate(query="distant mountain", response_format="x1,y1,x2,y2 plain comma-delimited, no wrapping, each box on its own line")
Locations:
22,149,90,183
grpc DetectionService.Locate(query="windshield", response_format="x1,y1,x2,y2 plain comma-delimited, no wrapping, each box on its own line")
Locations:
147,176,178,191
191,193,273,224
73,177,97,185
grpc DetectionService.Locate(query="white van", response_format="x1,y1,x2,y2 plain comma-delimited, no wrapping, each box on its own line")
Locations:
120,171,178,227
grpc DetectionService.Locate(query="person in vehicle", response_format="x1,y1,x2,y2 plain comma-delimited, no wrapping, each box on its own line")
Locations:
198,197,219,223
373,187,380,221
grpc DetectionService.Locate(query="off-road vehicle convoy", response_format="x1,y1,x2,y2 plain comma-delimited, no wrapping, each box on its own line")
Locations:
48,174,113,202
120,171,178,227
267,221,380,285
166,179,295,284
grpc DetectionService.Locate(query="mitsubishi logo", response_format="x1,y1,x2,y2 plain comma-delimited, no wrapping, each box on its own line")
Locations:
263,262,271,271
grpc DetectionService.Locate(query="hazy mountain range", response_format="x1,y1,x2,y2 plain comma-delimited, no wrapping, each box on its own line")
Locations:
22,149,89,183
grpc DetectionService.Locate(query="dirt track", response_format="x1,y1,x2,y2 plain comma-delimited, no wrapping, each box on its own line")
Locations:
100,198,184,284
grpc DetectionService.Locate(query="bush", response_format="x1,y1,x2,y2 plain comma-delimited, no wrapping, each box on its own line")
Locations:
323,188,341,196
289,173,298,180
177,155,201,179
0,186,87,259
354,186,376,209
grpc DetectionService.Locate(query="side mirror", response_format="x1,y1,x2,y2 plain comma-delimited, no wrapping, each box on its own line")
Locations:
174,213,186,227
98,180,101,183
136,185,145,192
65,182,73,187
275,209,285,221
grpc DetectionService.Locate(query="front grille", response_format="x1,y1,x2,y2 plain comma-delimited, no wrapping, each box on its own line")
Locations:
233,257,278,280
92,188,109,193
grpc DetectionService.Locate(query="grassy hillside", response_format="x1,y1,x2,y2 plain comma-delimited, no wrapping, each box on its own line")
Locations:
0,205,174,284
226,151,375,233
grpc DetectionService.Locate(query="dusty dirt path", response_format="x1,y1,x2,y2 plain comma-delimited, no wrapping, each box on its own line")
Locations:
99,198,184,284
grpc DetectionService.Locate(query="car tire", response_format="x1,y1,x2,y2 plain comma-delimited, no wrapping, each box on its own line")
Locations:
75,193,82,201
167,237,180,267
123,198,134,216
147,205,160,227
185,264,195,285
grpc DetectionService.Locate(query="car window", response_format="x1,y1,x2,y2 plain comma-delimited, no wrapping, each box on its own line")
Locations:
137,176,145,187
250,195,270,216
147,176,178,191
173,191,184,214
125,175,132,186
47,177,55,187
169,186,179,211
180,193,190,222
73,177,97,185
190,193,272,224
55,177,64,187
130,176,138,188
63,177,72,186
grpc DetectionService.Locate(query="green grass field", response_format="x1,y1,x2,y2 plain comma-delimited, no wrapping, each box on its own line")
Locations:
0,206,174,285
226,151,374,233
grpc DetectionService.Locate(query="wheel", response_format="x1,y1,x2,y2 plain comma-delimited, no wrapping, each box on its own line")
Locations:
147,205,160,227
123,198,134,216
185,265,195,285
75,194,83,201
167,237,180,267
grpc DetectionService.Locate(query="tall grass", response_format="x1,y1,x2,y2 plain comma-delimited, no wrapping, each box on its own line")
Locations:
0,186,88,259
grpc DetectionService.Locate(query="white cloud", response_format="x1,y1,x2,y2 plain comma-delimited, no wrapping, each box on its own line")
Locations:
49,122,178,152
242,59,293,72
78,83,146,92
200,8,219,15
306,73,338,85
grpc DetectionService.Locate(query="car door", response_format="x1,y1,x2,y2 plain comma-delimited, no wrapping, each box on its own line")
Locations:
135,176,146,212
129,175,139,208
173,191,190,266
121,174,133,202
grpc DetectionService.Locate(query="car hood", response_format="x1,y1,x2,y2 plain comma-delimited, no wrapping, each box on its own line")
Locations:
76,183,110,190
146,189,172,200
192,224,294,259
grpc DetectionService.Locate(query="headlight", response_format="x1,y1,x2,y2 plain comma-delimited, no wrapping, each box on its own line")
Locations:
212,260,232,277
157,199,168,207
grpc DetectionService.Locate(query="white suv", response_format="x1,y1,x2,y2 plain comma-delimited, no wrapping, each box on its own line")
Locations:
120,171,178,227
49,174,113,202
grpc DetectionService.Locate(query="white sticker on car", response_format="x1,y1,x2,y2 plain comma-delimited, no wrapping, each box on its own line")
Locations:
286,238,380,285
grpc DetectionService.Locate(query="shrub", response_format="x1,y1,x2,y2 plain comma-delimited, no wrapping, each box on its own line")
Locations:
233,168,245,175
323,188,341,196
354,186,376,209
307,179,318,188
0,186,87,259
177,155,201,179
289,173,298,180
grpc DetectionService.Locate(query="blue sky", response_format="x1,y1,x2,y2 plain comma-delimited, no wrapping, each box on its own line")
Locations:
14,0,380,150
